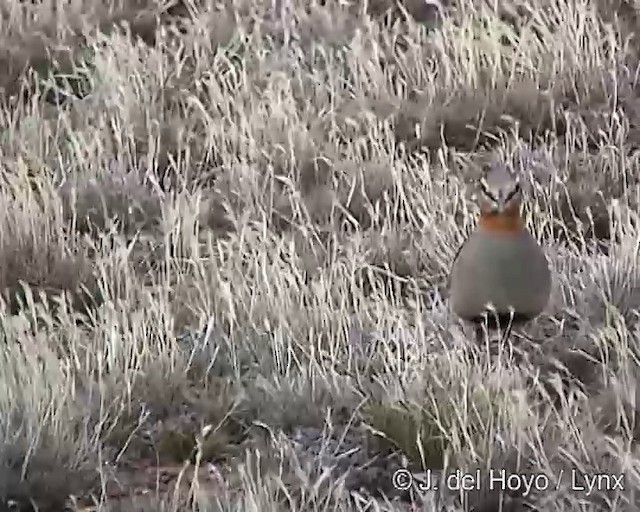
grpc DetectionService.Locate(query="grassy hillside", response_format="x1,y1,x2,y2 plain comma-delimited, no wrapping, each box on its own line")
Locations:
1,0,640,510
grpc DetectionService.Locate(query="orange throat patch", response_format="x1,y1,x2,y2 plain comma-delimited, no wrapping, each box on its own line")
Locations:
478,207,524,233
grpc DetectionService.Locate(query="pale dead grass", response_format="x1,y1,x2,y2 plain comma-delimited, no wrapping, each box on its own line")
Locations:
1,0,640,511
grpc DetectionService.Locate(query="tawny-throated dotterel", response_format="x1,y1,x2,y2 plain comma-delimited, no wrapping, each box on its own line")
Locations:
449,161,551,342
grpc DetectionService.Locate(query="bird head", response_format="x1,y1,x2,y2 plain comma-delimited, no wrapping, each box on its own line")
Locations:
476,161,522,216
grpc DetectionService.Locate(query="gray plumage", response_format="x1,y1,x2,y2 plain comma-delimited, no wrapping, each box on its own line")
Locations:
449,227,551,325
449,160,551,332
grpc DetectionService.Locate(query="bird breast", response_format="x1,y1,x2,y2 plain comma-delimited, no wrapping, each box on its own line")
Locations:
449,228,551,321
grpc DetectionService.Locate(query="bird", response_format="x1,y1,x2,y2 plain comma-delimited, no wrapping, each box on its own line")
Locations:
448,160,552,344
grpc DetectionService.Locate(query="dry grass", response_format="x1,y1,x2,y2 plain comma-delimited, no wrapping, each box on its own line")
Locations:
2,0,640,510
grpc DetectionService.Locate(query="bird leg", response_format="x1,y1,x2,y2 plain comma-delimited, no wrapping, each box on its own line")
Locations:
474,322,485,346
474,308,516,363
